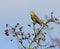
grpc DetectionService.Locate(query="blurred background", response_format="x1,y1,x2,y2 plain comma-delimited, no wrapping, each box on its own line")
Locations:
0,0,60,49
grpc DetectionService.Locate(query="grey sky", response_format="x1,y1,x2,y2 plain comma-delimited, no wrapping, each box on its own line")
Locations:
0,0,60,49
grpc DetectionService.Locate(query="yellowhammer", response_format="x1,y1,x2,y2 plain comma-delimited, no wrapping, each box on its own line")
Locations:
30,11,45,26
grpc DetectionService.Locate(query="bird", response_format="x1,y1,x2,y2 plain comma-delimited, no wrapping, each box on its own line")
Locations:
30,11,47,27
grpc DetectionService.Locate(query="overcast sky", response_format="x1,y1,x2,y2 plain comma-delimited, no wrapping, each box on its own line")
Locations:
0,0,60,49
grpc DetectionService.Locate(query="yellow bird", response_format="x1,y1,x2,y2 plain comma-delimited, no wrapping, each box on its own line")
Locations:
30,11,44,26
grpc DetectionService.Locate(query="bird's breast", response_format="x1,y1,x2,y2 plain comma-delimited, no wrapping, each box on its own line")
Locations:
31,16,36,22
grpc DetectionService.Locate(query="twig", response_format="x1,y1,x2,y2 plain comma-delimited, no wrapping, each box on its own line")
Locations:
29,17,55,48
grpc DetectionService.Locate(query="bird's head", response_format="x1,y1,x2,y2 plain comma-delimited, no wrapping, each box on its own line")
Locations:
30,11,35,17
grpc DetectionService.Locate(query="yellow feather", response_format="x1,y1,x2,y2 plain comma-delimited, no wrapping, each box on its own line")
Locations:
30,11,43,26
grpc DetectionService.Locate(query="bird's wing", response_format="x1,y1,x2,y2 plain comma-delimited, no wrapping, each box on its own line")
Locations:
34,15,43,26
